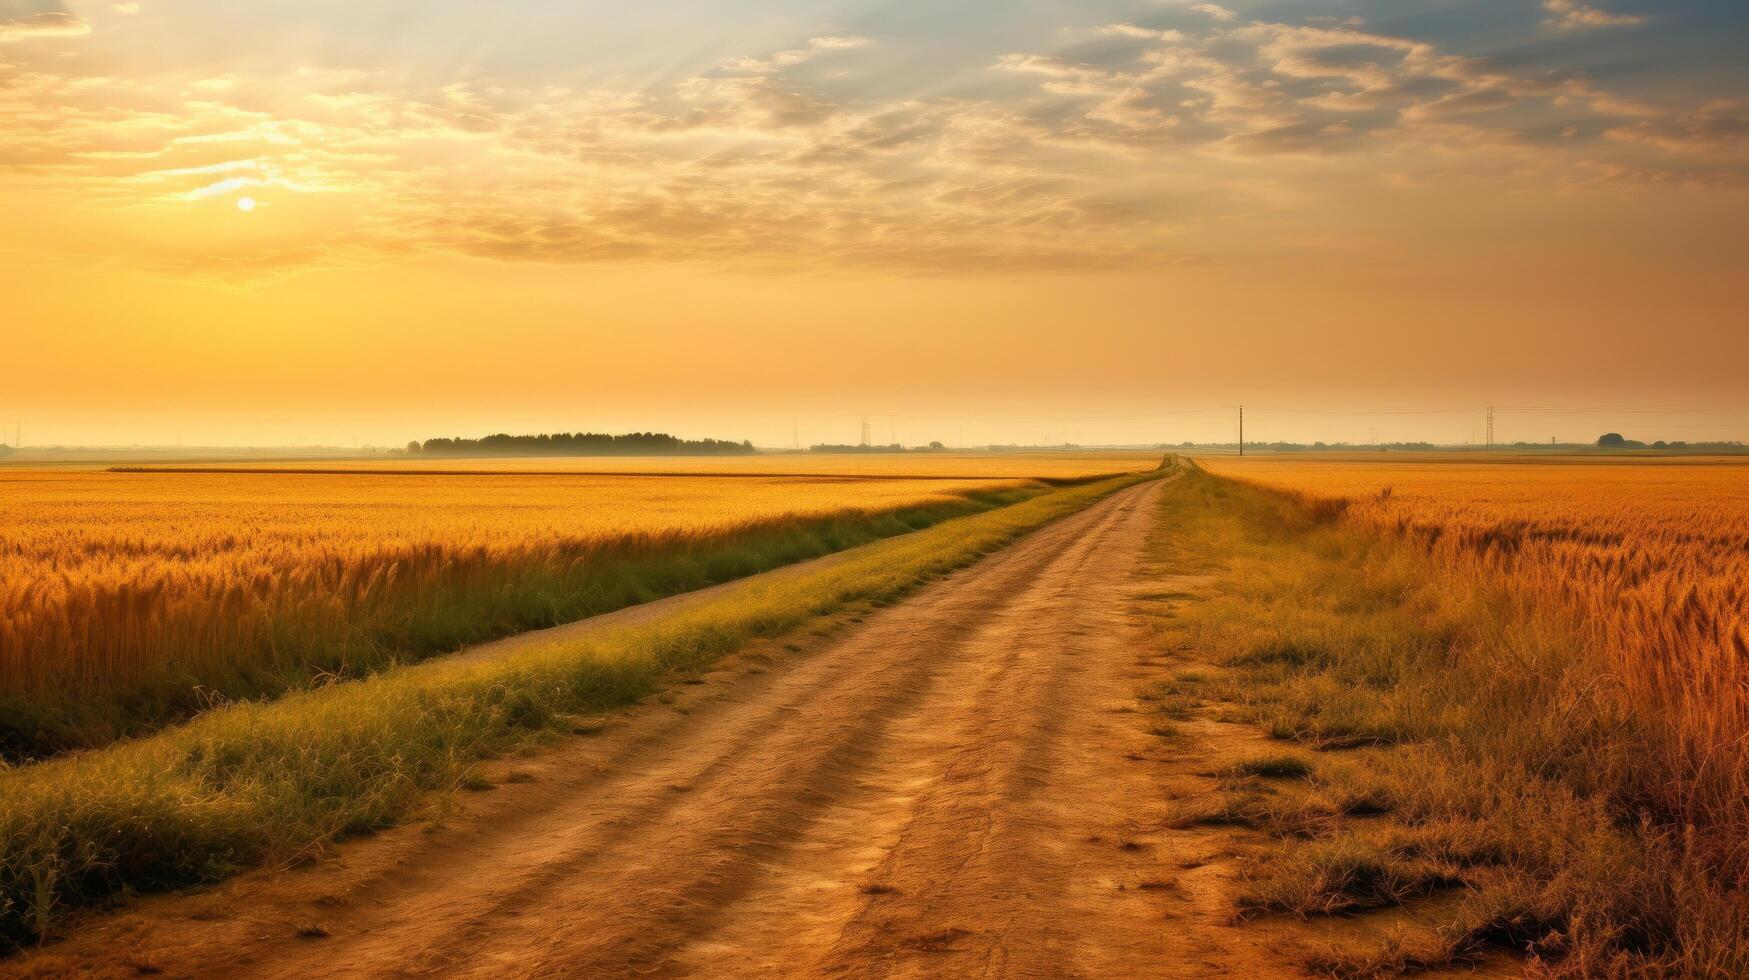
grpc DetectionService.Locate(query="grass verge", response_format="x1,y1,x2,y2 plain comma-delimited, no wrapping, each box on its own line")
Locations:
0,470,1160,950
1144,466,1749,977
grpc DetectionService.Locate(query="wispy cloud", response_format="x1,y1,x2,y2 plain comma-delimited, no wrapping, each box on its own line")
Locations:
0,3,1738,285
1607,100,1748,154
719,35,870,75
0,0,87,42
1542,0,1645,30
1189,4,1237,22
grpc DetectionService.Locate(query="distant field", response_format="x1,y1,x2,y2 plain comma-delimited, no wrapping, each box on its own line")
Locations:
108,450,1164,479
1197,453,1749,958
0,456,1155,753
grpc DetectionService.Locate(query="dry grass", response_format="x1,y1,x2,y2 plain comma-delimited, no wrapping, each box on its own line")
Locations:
1203,457,1749,895
1150,464,1749,976
0,465,1108,753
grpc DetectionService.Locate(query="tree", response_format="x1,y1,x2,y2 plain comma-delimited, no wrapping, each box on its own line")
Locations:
408,432,755,456
1597,433,1627,448
929,441,944,450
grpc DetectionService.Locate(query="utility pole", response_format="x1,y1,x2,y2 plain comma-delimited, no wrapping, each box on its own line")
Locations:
1486,407,1495,449
860,418,870,448
1238,405,1244,457
792,420,799,451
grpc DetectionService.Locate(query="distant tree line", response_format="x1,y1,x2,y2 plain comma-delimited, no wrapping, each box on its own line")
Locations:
1596,433,1745,451
409,432,755,457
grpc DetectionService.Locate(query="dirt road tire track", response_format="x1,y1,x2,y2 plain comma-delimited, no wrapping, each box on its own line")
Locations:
15,477,1307,979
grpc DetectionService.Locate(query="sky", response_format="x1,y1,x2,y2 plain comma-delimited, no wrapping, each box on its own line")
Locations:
1,0,1745,448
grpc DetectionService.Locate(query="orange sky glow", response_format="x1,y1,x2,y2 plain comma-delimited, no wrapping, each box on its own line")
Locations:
2,0,1745,447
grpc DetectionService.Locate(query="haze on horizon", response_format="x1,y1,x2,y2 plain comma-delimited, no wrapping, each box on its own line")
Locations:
2,0,1745,449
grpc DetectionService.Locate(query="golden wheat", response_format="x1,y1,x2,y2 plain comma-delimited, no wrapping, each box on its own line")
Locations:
1203,456,1749,886
0,466,1058,698
121,450,1164,478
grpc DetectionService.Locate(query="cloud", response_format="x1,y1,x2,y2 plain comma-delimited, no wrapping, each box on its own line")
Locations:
1190,4,1237,21
0,1,87,41
989,13,1708,169
1174,2,1237,21
0,48,1167,280
1223,120,1367,156
1606,101,1749,154
0,9,1736,284
1400,84,1519,121
1099,24,1185,43
1542,0,1645,30
719,35,870,75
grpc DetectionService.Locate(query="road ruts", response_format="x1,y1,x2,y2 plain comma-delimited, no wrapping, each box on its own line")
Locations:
15,475,1303,979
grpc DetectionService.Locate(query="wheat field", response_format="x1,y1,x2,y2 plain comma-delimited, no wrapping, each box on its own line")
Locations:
0,460,1157,749
108,450,1166,478
1201,456,1749,890
0,473,1157,949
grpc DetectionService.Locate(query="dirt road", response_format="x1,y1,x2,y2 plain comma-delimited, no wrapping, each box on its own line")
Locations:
17,478,1305,978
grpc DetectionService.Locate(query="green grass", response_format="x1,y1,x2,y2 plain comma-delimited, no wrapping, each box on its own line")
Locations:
0,470,1160,949
1141,466,1749,977
0,484,1055,761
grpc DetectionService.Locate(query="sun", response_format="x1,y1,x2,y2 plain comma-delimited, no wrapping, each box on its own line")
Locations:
236,196,257,212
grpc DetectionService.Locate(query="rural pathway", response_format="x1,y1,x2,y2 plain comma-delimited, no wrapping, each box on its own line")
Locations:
16,478,1312,978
